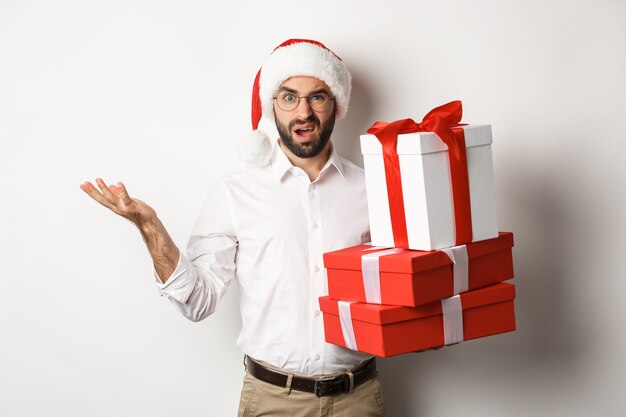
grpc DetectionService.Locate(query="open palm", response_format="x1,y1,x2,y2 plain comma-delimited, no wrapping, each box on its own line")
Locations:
80,178,156,227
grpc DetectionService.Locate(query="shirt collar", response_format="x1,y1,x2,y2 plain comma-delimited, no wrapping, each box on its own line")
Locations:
270,140,347,182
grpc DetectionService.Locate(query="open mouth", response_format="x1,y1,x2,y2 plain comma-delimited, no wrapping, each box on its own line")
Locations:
292,124,317,142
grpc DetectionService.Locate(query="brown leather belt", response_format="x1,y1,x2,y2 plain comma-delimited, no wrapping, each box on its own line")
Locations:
244,356,377,397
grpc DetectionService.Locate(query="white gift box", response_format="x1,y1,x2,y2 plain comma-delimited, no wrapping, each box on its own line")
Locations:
360,124,498,250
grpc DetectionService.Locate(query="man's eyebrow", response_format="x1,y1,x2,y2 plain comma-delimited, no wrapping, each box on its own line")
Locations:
277,87,299,94
276,87,331,95
308,88,331,95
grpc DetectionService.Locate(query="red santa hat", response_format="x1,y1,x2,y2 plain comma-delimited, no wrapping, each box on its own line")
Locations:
239,39,352,166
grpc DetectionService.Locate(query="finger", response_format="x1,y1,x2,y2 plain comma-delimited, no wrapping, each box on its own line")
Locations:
80,181,115,209
115,181,134,205
80,181,103,199
95,178,117,203
108,184,121,198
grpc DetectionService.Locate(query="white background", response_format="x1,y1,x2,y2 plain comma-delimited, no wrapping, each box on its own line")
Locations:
1,0,625,416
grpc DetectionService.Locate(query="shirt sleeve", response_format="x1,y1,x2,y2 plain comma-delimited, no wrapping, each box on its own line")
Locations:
154,179,237,322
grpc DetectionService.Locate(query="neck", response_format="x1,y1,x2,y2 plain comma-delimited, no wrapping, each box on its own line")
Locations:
278,140,332,182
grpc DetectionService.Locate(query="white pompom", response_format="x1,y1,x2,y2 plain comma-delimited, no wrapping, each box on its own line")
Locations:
238,129,273,167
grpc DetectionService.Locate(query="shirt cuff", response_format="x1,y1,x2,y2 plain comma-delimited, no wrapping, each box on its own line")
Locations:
153,251,195,304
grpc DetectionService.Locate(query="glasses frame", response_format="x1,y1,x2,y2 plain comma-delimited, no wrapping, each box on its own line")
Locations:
272,91,335,113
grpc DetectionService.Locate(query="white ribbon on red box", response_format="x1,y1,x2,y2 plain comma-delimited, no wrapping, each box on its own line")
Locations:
338,301,357,350
360,245,469,304
441,294,464,345
336,245,471,352
337,245,469,350
337,294,465,351
361,247,406,303
439,245,469,295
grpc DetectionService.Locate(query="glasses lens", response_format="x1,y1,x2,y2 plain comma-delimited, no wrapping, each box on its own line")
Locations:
308,93,330,112
277,92,299,111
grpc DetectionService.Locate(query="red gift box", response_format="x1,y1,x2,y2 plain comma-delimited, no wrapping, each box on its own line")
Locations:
319,282,516,358
324,232,514,307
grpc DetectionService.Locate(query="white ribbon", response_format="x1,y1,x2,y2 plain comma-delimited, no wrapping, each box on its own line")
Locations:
338,301,357,351
439,245,469,295
361,248,406,304
441,295,464,345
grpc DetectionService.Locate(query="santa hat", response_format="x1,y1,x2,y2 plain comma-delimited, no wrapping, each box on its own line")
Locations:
239,39,352,166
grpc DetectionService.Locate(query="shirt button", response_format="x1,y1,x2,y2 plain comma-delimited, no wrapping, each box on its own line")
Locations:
312,222,318,229
314,265,320,272
315,354,320,361
310,184,316,191
315,310,321,317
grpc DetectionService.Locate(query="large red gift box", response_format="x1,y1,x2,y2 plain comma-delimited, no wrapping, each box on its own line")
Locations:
324,232,514,307
319,282,516,358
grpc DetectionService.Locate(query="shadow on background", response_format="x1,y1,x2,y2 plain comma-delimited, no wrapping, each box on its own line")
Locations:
333,69,377,167
373,150,587,415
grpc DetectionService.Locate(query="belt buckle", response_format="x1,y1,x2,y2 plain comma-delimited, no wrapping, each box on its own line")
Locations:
314,375,349,397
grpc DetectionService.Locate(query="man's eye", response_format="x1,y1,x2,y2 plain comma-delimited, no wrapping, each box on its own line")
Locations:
311,94,327,102
282,94,296,102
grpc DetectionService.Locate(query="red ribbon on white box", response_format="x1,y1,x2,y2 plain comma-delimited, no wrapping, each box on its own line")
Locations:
366,101,473,248
441,294,464,345
338,301,358,350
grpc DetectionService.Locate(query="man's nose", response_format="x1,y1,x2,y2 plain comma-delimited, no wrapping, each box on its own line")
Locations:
295,97,313,119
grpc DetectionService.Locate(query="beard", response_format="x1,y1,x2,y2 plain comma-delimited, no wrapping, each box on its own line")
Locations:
275,111,336,159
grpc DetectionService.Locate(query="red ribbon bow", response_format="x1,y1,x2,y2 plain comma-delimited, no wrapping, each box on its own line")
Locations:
367,100,472,248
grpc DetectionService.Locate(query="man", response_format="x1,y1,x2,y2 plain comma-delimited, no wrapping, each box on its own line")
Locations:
80,39,385,417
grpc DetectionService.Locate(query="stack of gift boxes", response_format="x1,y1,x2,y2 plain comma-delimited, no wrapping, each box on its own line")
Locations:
319,101,516,357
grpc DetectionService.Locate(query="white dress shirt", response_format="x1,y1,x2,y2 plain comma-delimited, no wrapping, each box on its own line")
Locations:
154,141,373,375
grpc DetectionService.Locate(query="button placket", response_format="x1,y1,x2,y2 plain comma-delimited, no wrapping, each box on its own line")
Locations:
308,181,325,373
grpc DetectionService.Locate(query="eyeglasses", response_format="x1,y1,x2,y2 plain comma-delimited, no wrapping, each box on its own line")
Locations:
273,91,335,112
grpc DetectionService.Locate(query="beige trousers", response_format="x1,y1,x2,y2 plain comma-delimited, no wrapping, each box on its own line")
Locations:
237,364,386,417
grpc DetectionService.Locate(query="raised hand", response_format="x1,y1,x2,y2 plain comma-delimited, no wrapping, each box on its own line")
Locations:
79,178,157,228
80,178,180,282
